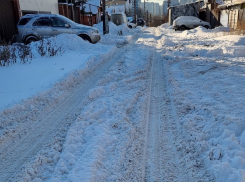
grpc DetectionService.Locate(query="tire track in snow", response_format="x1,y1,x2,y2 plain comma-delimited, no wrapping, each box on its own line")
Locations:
143,50,191,182
0,46,125,181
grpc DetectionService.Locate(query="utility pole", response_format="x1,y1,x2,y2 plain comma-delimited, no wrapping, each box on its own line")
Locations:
146,10,148,26
150,13,151,26
102,0,106,34
134,0,137,21
168,0,171,8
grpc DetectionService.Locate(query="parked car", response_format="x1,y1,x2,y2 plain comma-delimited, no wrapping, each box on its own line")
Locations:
128,19,137,28
173,16,211,31
111,12,128,26
14,14,101,44
137,18,145,27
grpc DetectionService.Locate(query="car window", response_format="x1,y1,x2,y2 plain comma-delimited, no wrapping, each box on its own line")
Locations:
33,17,51,26
50,17,66,27
18,18,32,25
59,16,76,26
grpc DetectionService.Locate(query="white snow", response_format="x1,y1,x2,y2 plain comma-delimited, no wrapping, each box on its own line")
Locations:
1,22,245,182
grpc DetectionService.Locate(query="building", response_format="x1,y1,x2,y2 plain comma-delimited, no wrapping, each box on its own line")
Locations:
218,0,245,30
168,1,204,25
19,0,59,15
131,0,141,17
162,1,168,15
154,3,160,15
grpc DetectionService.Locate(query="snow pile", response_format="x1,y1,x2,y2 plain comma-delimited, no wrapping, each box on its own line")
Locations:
93,22,135,44
0,34,115,111
212,26,230,32
30,34,108,55
214,35,245,57
94,21,134,36
159,23,171,29
159,36,175,47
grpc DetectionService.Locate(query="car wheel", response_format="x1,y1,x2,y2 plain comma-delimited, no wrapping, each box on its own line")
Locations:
79,35,92,43
179,26,186,31
25,37,37,44
128,25,132,29
204,25,209,29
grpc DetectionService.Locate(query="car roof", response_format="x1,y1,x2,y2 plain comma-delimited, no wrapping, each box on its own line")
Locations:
178,16,199,20
21,14,60,19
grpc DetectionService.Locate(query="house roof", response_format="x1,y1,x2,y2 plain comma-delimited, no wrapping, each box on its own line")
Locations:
218,0,245,9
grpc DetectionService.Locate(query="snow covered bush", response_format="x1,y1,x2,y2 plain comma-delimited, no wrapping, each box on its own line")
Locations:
35,39,64,57
0,43,32,66
0,38,64,67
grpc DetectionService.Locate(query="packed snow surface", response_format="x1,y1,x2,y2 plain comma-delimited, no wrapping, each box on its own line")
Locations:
0,22,245,182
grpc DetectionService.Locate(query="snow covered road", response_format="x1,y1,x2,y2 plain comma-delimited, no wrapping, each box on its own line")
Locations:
1,23,245,182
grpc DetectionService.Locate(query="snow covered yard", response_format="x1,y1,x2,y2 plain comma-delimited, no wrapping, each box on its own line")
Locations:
0,22,245,182
157,25,245,181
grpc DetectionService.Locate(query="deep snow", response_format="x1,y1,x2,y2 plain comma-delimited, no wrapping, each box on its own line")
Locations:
0,22,245,182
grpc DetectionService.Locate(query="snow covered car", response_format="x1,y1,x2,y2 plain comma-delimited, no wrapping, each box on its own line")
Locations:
111,12,128,26
137,18,145,27
173,16,211,31
14,14,100,44
127,19,137,28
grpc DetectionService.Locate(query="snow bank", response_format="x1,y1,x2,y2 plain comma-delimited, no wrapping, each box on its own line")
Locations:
93,21,141,44
0,34,115,111
162,25,245,182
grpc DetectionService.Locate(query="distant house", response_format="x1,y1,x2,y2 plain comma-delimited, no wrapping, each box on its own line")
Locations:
58,0,102,26
106,0,127,16
80,0,102,26
218,0,245,30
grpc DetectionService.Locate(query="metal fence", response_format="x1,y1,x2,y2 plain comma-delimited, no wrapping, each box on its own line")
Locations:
0,0,18,43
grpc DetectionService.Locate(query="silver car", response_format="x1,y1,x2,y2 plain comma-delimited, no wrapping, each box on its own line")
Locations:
15,14,100,44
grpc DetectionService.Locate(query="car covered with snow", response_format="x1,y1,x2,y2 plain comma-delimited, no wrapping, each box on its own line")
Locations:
173,16,211,31
137,18,145,27
111,12,128,26
127,19,137,28
14,14,101,44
